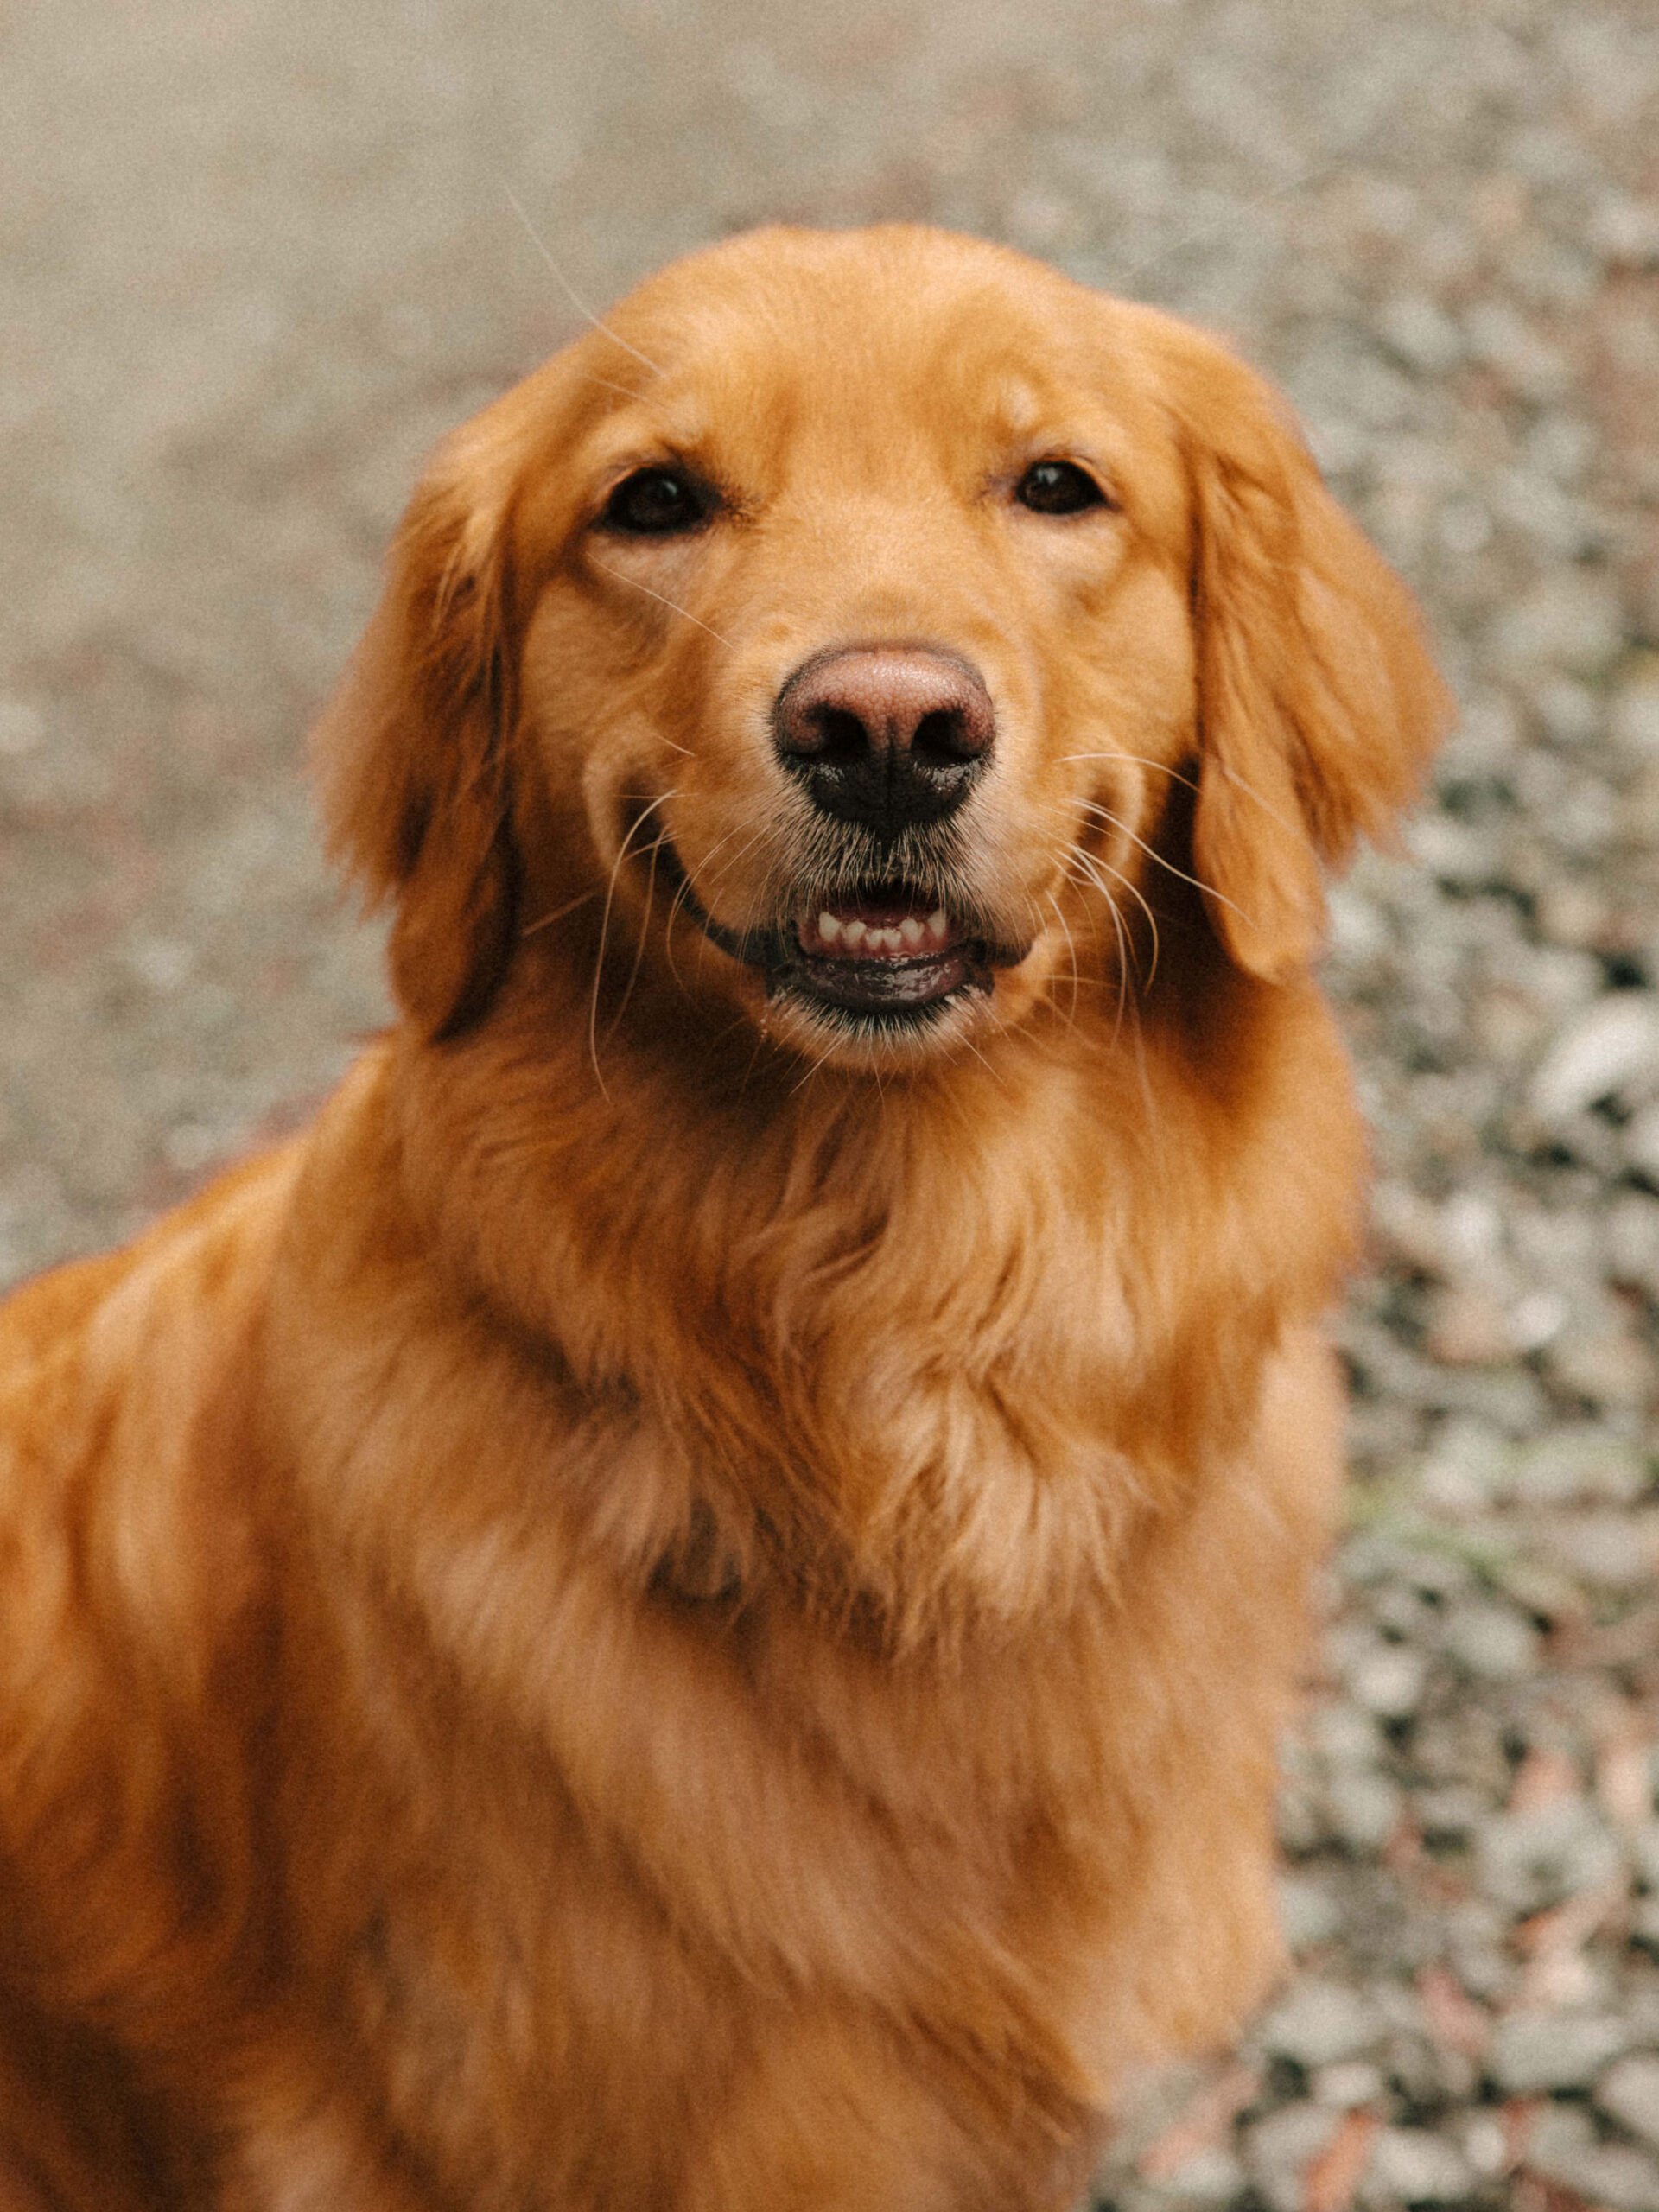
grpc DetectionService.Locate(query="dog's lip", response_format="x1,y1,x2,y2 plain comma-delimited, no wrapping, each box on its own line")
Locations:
652,841,1026,1014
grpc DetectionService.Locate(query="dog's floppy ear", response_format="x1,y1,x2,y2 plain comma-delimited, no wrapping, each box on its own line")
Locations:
313,410,531,1040
1154,324,1452,980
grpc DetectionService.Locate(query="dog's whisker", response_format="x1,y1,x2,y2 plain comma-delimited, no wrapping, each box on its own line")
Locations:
589,790,678,1095
580,370,657,405
1073,798,1256,931
588,562,736,649
602,830,670,1046
1064,844,1155,998
520,888,601,941
1112,149,1366,294
1062,839,1160,988
497,177,664,377
1069,855,1135,1047
1056,749,1200,795
1044,890,1083,1028
1205,756,1314,848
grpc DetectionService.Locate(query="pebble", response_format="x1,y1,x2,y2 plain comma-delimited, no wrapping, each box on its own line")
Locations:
1529,994,1659,1121
1440,1597,1539,1679
1490,2009,1632,2093
1242,2103,1340,2212
1364,2125,1474,2204
1478,1801,1624,1915
1259,1980,1382,2069
1527,2101,1659,2210
1345,1643,1428,1718
1598,2053,1659,2151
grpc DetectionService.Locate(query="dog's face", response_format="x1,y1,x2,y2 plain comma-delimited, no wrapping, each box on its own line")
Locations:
318,226,1448,1071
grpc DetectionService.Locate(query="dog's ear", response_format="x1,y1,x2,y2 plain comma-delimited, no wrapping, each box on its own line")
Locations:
1152,323,1452,980
313,409,533,1040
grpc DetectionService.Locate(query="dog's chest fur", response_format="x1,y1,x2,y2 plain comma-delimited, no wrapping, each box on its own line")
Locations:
241,1035,1344,2204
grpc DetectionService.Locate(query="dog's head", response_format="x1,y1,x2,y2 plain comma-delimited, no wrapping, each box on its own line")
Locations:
316,226,1448,1072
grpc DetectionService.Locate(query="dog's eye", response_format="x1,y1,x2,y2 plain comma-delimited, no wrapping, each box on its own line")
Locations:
601,467,713,537
1015,461,1109,516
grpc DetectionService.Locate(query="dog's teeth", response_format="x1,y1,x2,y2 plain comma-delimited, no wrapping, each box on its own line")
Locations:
817,912,842,943
900,918,924,945
927,910,948,942
842,918,867,947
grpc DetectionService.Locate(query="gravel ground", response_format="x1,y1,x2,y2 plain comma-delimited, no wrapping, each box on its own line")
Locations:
4,3,1658,2207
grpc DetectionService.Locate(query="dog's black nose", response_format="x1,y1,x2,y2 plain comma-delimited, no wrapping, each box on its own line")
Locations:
773,647,994,834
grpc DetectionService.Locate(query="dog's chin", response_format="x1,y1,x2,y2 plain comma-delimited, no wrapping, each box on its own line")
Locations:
660,849,1025,1070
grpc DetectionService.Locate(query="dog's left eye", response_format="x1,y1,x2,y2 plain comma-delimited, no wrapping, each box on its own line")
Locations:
601,467,714,537
1015,461,1109,516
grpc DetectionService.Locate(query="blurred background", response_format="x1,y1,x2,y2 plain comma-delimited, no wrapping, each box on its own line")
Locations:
3,1,1657,2205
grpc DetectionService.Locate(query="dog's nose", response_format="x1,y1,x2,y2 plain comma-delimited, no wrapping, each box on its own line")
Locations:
773,647,994,834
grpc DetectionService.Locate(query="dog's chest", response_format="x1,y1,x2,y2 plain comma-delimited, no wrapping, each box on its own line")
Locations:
306,1577,1131,2202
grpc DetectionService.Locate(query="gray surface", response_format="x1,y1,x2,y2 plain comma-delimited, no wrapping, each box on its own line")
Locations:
5,3,1659,2206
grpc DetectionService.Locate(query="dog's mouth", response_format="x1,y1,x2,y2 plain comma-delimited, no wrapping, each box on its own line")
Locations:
655,843,1021,1029
785,892,983,1017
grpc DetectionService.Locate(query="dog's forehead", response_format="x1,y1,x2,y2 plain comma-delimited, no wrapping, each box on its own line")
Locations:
590,230,1161,485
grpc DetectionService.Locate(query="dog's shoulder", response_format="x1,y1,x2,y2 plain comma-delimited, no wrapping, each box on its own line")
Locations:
0,1139,307,1918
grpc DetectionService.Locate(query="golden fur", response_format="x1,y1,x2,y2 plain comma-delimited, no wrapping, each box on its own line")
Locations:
0,226,1448,2210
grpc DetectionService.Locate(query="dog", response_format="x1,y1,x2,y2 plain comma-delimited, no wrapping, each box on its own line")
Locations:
0,225,1448,2210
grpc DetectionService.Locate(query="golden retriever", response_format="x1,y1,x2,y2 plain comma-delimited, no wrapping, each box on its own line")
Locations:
0,226,1448,2211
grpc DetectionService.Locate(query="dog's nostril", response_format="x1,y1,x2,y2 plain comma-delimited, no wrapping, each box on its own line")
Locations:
912,707,974,764
805,705,871,764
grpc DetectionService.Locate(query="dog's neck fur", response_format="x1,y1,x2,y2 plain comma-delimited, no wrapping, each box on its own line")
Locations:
278,942,1363,1659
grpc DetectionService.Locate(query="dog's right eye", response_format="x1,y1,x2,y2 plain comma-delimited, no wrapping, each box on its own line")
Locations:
601,467,713,537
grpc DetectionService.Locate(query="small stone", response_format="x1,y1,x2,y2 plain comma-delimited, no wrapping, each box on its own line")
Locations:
1490,2009,1630,2093
1440,1598,1539,1680
1346,1644,1427,1719
1598,2053,1659,2150
1536,677,1603,747
1529,2101,1659,2210
1376,293,1465,374
1243,2102,1341,2212
1464,300,1572,404
1590,195,1659,268
1326,1770,1404,1853
1611,660,1659,756
1534,879,1609,950
1425,1284,1513,1366
1548,1322,1656,1408
0,698,45,755
1364,2124,1475,2204
1277,1872,1343,1954
1308,1701,1385,1767
1461,2110,1509,2177
1490,571,1624,677
1624,1102,1659,1183
1313,2060,1385,2108
1414,1416,1512,1513
1478,1798,1624,1913
1261,1980,1382,2069
1155,2145,1246,2201
1529,993,1659,1120
1508,1428,1647,1504
1631,1823,1659,1887
1526,2103,1599,2190
1537,1510,1659,1588
1606,1193,1659,1296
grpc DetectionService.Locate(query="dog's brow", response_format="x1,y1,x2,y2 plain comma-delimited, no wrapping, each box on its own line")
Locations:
994,378,1044,436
